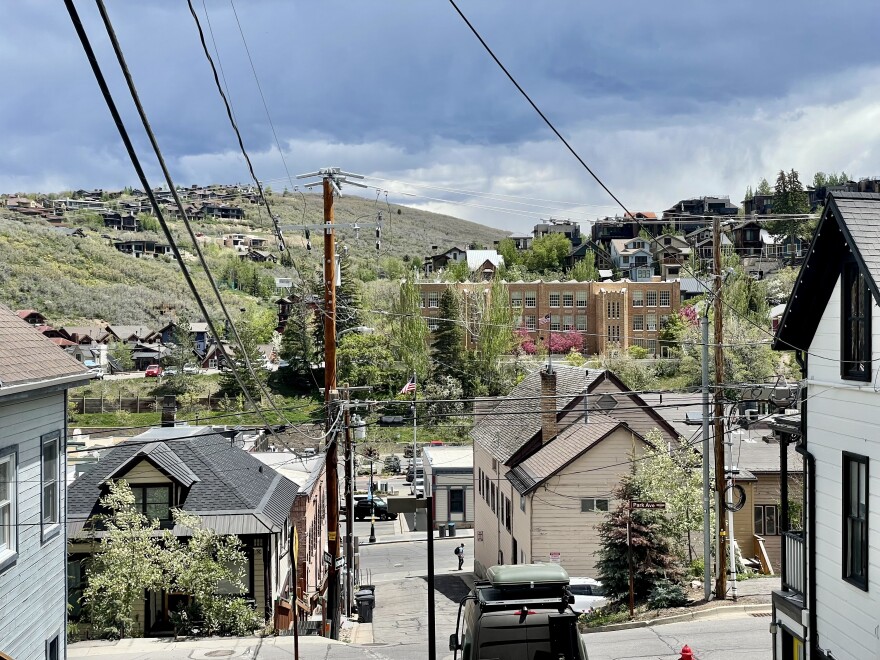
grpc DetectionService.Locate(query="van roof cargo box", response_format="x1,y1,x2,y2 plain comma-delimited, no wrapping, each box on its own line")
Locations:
476,564,572,612
486,564,570,588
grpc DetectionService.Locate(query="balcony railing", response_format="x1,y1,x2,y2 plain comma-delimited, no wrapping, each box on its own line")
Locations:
782,530,806,595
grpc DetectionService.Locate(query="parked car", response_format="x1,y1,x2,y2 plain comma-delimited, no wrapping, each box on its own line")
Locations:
412,477,425,498
568,577,607,614
406,460,424,483
183,364,199,375
144,364,162,377
383,455,401,474
354,496,397,521
164,366,178,376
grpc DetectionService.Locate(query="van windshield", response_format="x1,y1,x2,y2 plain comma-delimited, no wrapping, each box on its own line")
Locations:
477,623,580,660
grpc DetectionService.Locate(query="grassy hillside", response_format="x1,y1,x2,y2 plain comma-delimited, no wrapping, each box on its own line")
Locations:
0,189,508,325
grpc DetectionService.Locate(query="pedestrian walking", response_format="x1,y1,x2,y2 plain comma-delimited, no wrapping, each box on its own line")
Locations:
455,542,465,570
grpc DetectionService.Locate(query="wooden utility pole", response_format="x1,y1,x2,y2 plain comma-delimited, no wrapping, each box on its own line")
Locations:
712,216,728,599
323,176,340,638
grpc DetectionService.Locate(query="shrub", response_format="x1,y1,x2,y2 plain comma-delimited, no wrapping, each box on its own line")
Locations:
628,345,648,359
647,579,689,609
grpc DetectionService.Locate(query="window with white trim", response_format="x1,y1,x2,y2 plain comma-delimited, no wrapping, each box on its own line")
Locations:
427,292,439,308
0,452,16,560
524,291,537,308
646,291,657,306
511,291,523,308
549,292,560,308
576,315,587,331
581,498,609,513
427,318,440,331
576,290,587,307
632,315,644,331
563,315,574,331
647,314,657,331
562,292,574,307
754,504,778,536
660,290,671,307
525,315,537,331
647,339,657,355
550,315,561,331
41,432,60,530
632,290,643,307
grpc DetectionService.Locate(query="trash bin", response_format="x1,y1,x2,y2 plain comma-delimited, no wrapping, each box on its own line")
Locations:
448,522,457,537
355,589,375,624
439,524,447,538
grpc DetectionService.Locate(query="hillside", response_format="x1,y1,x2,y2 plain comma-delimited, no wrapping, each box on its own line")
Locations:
0,188,508,325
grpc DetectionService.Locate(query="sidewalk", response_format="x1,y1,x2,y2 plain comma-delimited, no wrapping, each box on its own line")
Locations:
69,634,346,657
368,512,475,545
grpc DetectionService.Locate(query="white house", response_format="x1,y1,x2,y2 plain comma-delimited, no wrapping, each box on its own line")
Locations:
771,192,880,660
0,303,91,660
422,446,474,530
609,238,654,281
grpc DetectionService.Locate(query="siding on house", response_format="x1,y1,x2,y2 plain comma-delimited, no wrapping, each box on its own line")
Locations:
530,428,644,577
254,543,266,620
730,481,756,564
120,460,171,484
804,276,880,660
753,474,784,570
0,393,67,660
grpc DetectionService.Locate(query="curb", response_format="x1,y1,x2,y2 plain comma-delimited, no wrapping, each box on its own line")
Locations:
368,533,475,546
582,603,771,633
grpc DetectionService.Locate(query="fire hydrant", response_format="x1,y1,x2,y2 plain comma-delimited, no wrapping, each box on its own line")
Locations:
679,645,694,660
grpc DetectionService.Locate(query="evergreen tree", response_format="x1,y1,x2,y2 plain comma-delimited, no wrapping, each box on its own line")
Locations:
474,276,516,396
496,238,520,268
279,304,316,390
218,321,268,401
432,288,467,382
768,169,810,267
743,185,753,202
163,319,196,395
757,178,772,195
596,477,681,604
311,253,362,355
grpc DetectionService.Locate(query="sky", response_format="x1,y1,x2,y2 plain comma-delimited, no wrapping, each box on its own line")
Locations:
4,1,880,234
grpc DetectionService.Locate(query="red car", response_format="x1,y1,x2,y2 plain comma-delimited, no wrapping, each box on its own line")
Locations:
144,364,163,377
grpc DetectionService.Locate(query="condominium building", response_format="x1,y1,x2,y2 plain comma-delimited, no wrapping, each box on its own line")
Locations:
418,279,681,357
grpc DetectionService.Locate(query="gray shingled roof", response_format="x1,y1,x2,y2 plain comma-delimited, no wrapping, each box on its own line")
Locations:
0,303,90,390
505,415,623,494
104,442,200,488
471,365,605,464
735,438,803,474
835,193,880,283
68,428,298,537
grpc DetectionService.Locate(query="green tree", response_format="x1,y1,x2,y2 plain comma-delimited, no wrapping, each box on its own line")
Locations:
443,260,470,283
757,178,772,195
768,169,810,267
391,271,430,383
109,341,134,371
337,332,397,395
633,430,705,562
82,481,170,638
279,304,316,391
743,185,753,202
162,319,196,395
379,256,406,280
496,237,521,268
218,321,268,401
431,288,467,382
138,213,160,232
523,234,572,272
474,277,516,395
596,476,681,603
812,172,828,189
569,251,599,281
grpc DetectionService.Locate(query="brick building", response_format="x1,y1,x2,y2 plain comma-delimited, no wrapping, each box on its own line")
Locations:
418,279,680,357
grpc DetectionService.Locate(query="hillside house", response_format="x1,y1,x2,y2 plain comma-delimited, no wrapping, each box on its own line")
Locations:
203,204,245,220
650,234,692,280
102,212,141,232
471,365,679,578
770,192,880,659
609,238,654,280
533,219,582,246
67,427,299,635
423,246,468,275
0,304,91,660
16,309,47,326
113,239,174,259
156,321,211,354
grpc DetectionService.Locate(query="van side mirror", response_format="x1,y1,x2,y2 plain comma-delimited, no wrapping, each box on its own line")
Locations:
449,633,459,651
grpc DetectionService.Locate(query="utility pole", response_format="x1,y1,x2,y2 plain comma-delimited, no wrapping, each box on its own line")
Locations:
343,385,354,619
712,216,728,599
700,311,711,602
295,167,365,640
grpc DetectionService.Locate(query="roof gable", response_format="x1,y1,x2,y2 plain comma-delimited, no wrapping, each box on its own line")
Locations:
774,192,880,351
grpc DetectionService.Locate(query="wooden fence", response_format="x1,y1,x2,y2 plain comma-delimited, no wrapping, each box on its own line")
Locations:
70,395,226,415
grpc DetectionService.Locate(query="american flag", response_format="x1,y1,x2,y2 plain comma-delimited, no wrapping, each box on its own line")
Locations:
399,374,417,394
538,313,551,326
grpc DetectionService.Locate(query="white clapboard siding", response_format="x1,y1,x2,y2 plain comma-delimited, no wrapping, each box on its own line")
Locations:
0,392,68,660
805,276,880,660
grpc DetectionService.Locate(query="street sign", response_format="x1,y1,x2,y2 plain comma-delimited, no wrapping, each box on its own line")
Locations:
328,531,337,541
335,556,345,570
549,551,561,564
630,501,666,510
323,550,332,566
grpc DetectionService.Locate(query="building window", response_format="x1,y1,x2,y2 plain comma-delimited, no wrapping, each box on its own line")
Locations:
505,497,511,531
550,315,561,331
46,634,59,660
647,339,657,355
0,451,16,564
427,292,439,308
842,262,871,381
525,315,537,331
525,291,537,308
607,301,620,319
608,325,620,343
41,432,60,533
511,291,523,308
491,483,496,513
647,291,657,306
419,295,426,308
427,318,440,332
549,292,560,308
576,315,587,331
632,291,643,307
843,452,869,589
563,292,574,307
754,505,778,536
450,489,464,514
520,494,526,512
478,469,483,497
131,486,171,521
581,498,609,513
647,314,657,331
576,291,587,307
632,315,644,331
660,290,671,307
563,315,574,331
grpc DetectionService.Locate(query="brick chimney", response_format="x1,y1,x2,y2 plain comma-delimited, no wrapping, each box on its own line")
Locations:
540,367,557,444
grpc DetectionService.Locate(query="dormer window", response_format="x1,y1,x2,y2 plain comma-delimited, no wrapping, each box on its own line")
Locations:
842,261,871,381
